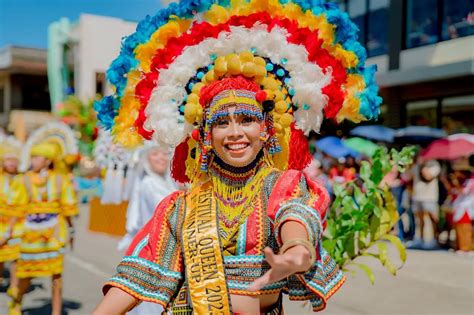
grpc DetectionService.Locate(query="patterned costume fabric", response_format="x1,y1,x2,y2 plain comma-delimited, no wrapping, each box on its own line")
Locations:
104,161,344,312
8,171,78,278
0,173,23,263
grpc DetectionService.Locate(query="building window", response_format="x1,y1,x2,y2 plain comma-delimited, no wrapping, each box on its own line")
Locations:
442,95,474,133
0,87,4,112
95,72,105,96
406,0,474,49
348,0,367,46
346,0,389,57
367,0,389,56
406,0,439,48
406,99,438,127
442,0,474,40
328,0,347,11
11,74,51,111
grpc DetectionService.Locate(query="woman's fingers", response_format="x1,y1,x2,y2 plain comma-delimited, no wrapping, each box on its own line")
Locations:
263,247,277,266
247,269,273,292
248,247,295,292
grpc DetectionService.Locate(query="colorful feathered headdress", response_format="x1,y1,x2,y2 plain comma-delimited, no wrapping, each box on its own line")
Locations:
20,121,79,173
95,0,382,183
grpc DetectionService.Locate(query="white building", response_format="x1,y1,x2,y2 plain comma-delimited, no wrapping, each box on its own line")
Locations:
49,14,137,108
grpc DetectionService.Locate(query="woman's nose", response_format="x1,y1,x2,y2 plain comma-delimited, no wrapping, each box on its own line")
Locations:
228,121,243,138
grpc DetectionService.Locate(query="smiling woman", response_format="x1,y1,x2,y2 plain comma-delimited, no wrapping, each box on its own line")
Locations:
92,0,382,314
211,101,265,167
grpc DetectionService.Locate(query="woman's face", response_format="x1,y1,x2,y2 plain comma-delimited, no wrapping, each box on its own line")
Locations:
31,155,50,172
148,148,169,176
3,157,18,174
211,107,264,167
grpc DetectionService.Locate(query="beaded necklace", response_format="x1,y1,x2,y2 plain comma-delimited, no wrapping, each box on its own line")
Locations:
208,150,272,246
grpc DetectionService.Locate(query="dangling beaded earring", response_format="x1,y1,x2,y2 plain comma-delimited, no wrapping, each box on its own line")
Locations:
265,114,281,155
201,122,213,171
259,114,268,142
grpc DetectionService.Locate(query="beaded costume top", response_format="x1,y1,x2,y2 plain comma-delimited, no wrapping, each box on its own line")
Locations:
104,157,340,312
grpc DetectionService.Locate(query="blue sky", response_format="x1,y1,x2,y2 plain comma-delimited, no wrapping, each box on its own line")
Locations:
0,0,164,49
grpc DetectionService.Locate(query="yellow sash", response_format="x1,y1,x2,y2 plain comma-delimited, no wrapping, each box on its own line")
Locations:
183,181,232,314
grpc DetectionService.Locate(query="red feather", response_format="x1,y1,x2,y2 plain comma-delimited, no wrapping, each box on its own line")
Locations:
135,107,153,139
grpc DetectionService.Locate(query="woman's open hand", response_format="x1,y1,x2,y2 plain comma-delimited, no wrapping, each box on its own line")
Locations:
248,245,312,292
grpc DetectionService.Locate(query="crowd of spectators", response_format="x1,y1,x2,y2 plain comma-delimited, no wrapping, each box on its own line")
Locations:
304,151,474,255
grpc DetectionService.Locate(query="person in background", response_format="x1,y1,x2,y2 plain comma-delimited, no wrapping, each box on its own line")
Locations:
382,166,406,241
0,137,22,295
313,150,332,173
345,155,358,178
329,156,356,185
452,156,474,255
117,143,178,314
304,158,332,198
7,122,78,315
411,159,441,249
118,144,177,249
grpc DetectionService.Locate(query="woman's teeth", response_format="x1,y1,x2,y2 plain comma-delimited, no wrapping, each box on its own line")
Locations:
227,143,248,150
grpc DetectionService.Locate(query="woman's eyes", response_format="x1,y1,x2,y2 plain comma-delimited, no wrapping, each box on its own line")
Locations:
241,116,254,124
215,116,255,127
216,119,229,126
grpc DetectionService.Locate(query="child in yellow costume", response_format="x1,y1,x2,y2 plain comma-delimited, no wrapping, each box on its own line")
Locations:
0,136,22,295
7,122,79,315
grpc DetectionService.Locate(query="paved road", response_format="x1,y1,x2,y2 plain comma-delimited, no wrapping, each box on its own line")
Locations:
1,204,473,314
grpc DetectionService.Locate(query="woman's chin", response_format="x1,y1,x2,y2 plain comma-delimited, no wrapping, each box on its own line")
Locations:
224,157,251,167
222,152,260,167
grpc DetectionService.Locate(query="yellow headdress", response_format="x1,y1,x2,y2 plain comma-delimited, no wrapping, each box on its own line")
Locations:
20,121,79,173
30,141,61,160
0,136,22,160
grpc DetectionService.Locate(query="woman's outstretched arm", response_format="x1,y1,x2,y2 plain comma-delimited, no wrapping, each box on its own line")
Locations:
93,287,139,315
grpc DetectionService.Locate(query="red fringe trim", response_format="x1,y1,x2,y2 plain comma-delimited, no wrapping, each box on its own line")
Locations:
288,123,312,170
171,137,190,183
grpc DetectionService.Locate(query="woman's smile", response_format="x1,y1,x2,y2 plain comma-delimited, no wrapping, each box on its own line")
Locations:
224,142,250,154
211,106,264,167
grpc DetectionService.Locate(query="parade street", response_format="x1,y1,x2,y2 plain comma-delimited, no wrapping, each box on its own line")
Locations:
1,205,473,315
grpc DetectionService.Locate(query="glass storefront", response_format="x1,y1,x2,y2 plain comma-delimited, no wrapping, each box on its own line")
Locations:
406,99,438,127
442,95,474,134
406,96,474,134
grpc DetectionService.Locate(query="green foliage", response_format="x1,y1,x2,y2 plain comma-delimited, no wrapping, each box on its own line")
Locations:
323,146,416,284
56,95,98,156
